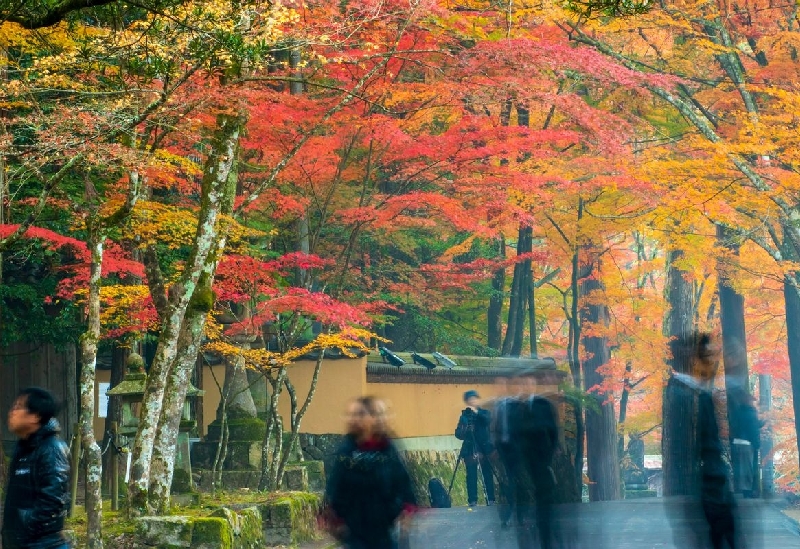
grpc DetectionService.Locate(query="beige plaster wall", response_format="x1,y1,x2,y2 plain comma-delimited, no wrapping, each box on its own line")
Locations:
199,357,368,437
372,382,501,439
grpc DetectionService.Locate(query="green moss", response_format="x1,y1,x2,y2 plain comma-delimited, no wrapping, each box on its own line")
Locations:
273,492,321,545
284,461,325,492
192,517,233,549
237,507,265,548
207,418,266,442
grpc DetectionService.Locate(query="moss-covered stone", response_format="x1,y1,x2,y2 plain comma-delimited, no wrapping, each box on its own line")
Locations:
281,466,309,491
284,460,325,493
236,507,264,548
207,418,266,442
259,491,321,546
135,516,193,548
191,440,262,471
192,517,233,549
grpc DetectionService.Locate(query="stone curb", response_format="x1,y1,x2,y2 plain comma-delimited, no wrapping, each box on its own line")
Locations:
781,509,800,537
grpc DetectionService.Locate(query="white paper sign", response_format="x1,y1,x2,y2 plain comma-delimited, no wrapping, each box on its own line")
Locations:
97,382,110,418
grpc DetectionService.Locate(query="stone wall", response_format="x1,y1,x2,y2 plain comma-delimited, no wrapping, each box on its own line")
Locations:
135,492,321,548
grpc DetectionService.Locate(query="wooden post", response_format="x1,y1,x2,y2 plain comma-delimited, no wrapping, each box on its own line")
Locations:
69,424,81,518
111,421,119,511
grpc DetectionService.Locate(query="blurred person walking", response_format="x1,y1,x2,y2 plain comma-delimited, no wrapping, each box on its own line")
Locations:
324,396,417,549
2,387,71,549
519,371,560,549
671,333,740,549
455,390,496,507
492,375,522,527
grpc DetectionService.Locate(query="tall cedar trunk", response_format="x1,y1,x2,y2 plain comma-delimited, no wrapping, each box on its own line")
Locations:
80,231,104,549
716,224,750,481
128,113,242,515
618,360,633,459
529,270,537,358
502,227,532,356
487,237,505,350
580,260,621,501
488,99,513,350
662,249,698,496
783,273,800,474
567,200,584,495
501,261,523,355
510,227,532,357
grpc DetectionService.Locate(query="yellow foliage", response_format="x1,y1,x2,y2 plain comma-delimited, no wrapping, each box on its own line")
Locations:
204,328,372,371
129,201,267,251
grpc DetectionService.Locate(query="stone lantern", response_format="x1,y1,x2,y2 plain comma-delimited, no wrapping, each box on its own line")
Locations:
172,381,204,495
106,353,147,437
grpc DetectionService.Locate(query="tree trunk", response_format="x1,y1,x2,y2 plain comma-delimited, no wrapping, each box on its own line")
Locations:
80,231,104,549
502,227,532,356
662,249,698,497
566,201,584,496
618,360,633,459
259,367,288,491
528,268,537,358
716,224,750,483
510,227,532,357
783,272,800,475
487,237,505,351
128,113,242,515
501,260,523,355
716,226,750,384
277,350,325,486
580,259,621,502
148,279,212,513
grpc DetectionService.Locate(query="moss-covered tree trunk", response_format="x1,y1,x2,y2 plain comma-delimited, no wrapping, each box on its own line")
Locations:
129,113,242,515
149,161,236,512
79,228,105,549
148,278,213,513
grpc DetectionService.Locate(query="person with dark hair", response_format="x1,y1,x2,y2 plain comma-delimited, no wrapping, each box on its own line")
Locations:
671,333,738,549
324,396,417,549
2,387,71,549
455,390,496,507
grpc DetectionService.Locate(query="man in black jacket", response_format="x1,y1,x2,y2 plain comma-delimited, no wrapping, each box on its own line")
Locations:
2,387,71,549
455,390,495,507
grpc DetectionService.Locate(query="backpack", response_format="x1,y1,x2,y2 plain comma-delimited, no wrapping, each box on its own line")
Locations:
428,477,451,508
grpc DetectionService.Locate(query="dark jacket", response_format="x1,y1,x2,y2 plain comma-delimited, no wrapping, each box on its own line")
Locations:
455,407,493,459
325,434,416,549
2,419,71,549
519,395,559,469
729,388,762,450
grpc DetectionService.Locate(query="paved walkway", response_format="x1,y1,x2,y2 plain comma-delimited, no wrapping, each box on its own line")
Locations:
405,498,799,549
